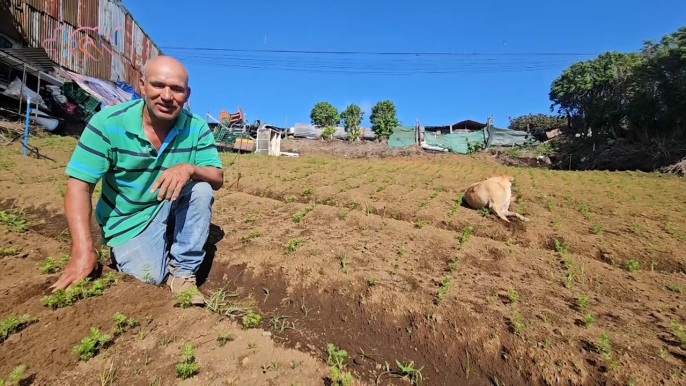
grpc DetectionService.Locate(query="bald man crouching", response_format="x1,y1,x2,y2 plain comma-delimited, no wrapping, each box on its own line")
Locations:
51,56,223,306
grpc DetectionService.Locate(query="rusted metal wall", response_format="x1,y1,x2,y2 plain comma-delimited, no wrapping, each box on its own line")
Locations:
7,0,162,89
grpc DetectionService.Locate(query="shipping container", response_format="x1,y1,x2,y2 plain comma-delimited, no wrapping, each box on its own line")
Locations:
110,50,125,82
141,35,148,68
97,0,124,53
132,23,142,69
45,0,60,19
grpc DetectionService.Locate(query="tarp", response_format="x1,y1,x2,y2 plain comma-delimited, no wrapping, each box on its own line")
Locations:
484,125,538,147
64,70,135,106
387,126,416,148
115,81,141,100
424,130,487,154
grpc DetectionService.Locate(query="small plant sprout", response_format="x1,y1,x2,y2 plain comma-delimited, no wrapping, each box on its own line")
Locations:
670,320,686,347
0,364,27,386
0,209,30,233
41,272,118,309
217,330,234,347
174,286,201,308
460,226,474,245
112,312,138,336
175,343,199,379
435,276,452,305
331,366,355,386
242,311,262,329
72,327,112,361
508,287,519,304
1,314,36,343
596,332,612,360
339,253,349,274
395,360,424,385
0,246,21,258
285,238,302,254
326,343,348,369
39,255,68,274
625,260,640,273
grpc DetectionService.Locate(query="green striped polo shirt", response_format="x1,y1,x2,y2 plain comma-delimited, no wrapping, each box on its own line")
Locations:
65,98,222,247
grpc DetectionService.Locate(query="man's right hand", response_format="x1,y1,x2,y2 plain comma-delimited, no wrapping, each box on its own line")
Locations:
49,248,98,292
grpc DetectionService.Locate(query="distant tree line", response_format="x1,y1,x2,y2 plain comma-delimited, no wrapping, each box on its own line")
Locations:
309,101,399,141
510,25,685,144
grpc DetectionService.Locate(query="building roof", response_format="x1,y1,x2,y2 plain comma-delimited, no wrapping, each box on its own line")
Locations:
424,119,487,132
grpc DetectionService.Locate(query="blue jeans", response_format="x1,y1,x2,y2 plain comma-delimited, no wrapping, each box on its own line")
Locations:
110,181,214,285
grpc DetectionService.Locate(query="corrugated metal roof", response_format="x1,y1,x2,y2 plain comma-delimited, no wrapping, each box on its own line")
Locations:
0,47,56,72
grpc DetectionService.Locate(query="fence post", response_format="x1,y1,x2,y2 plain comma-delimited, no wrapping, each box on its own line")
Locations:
23,96,31,156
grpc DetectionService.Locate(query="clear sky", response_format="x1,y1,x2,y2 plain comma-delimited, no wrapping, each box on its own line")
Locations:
121,0,686,129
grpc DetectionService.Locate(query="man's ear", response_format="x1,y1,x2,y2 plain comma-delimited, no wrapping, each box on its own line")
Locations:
138,77,146,97
185,86,192,102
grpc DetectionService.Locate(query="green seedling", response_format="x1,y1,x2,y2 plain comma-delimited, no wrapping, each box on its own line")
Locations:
554,239,569,255
667,284,684,294
303,186,313,195
41,272,118,309
625,260,640,273
0,246,20,258
331,366,355,386
511,311,527,337
175,343,198,379
173,286,201,309
292,203,315,223
217,331,234,347
596,332,612,360
269,315,296,333
242,311,262,329
0,210,30,233
435,276,452,305
395,360,424,385
245,213,257,222
447,255,459,272
112,312,139,336
285,238,301,254
508,287,518,304
72,327,112,361
460,226,474,245
671,320,686,347
39,254,70,274
326,343,347,369
1,314,36,342
0,364,27,386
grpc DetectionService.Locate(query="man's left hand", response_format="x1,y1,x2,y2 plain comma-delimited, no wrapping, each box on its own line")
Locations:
150,163,195,201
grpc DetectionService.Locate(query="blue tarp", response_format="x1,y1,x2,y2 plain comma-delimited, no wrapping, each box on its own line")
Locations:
115,81,142,100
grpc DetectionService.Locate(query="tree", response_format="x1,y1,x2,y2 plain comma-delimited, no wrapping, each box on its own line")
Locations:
508,113,566,132
310,102,340,128
370,100,399,140
340,103,364,141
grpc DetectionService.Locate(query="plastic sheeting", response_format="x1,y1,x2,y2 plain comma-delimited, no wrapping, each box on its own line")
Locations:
424,130,486,154
115,81,141,99
387,126,416,148
65,70,135,106
484,125,538,147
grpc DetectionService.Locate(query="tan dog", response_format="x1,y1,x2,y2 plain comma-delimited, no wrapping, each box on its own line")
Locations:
463,174,529,222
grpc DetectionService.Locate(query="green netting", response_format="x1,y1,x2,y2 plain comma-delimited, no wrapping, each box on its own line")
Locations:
424,130,486,154
485,125,538,147
387,126,417,148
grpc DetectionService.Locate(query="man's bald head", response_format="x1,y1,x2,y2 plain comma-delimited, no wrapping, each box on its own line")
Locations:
139,55,191,123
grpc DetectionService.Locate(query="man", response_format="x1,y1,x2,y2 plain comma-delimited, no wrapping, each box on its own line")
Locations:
50,56,223,306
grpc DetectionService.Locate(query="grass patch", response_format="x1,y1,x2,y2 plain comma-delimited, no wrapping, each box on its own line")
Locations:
0,246,20,258
41,272,118,309
0,364,27,386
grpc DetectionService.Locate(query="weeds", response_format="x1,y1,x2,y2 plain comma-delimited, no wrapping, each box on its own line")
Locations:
0,364,27,386
72,327,112,361
0,210,30,233
331,367,355,386
447,255,459,272
0,314,37,342
511,310,527,337
435,276,452,305
395,360,424,385
595,332,612,360
175,343,199,379
41,272,118,309
270,315,296,333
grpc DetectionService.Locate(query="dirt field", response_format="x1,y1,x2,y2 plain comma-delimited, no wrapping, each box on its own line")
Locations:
1,135,686,385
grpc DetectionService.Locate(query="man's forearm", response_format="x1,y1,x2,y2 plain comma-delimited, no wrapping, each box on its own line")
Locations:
65,177,95,253
188,164,224,190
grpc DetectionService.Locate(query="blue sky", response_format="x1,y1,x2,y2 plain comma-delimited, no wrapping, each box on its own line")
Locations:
122,0,686,129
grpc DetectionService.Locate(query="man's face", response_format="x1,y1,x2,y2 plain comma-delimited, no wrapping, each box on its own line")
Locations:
139,64,190,121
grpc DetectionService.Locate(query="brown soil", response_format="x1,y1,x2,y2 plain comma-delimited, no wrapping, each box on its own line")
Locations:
1,135,686,385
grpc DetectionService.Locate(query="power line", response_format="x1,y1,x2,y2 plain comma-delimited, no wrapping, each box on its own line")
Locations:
161,46,599,57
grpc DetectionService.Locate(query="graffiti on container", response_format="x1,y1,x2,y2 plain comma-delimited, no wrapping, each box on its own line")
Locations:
41,26,124,62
